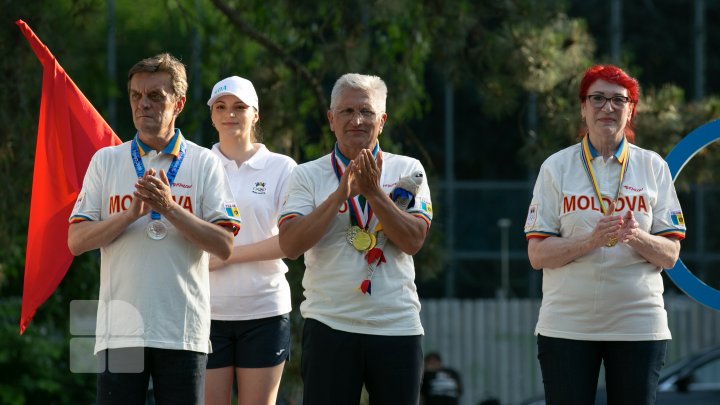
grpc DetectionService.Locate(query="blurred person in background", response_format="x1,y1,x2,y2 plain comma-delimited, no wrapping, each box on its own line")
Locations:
421,352,463,405
204,76,296,405
524,64,686,405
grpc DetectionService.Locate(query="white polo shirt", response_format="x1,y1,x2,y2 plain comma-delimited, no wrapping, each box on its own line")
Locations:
279,149,433,336
524,138,686,341
70,131,241,353
209,143,296,320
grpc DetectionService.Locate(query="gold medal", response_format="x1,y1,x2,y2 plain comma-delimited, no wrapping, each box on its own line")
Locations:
606,236,618,247
346,226,360,246
352,229,372,251
346,226,376,252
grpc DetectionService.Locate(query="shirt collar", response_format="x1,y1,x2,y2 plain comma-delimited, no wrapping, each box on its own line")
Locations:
134,129,183,157
586,135,628,163
211,143,268,170
333,142,380,167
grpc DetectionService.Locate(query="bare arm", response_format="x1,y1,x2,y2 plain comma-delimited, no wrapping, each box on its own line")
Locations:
355,149,427,254
69,210,142,255
619,210,681,269
209,235,285,271
279,162,354,259
528,235,597,270
527,212,622,269
68,186,150,255
135,168,234,260
363,186,427,255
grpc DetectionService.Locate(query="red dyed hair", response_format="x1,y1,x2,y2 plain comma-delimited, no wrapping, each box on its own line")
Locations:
578,64,639,143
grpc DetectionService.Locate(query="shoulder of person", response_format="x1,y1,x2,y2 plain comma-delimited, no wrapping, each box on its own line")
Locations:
264,148,297,168
628,142,666,164
287,154,330,185
381,151,423,167
185,140,221,161
539,142,580,172
93,140,130,161
296,153,330,170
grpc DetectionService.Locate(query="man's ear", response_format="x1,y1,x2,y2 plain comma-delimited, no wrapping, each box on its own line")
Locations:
327,109,336,133
174,95,187,116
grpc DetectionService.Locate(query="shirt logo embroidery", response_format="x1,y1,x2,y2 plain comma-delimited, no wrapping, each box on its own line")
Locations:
252,181,267,194
525,204,538,228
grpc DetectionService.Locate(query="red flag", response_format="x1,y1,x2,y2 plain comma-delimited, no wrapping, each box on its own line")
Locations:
17,20,122,334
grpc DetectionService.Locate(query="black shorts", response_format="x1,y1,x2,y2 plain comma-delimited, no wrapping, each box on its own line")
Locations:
207,314,290,369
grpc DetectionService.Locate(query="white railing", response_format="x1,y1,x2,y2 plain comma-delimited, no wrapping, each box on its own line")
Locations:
420,295,720,405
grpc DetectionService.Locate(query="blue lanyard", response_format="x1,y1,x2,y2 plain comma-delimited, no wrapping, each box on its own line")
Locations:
131,131,186,220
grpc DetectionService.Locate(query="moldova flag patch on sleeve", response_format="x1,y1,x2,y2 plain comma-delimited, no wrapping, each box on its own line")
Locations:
225,202,240,218
670,210,685,227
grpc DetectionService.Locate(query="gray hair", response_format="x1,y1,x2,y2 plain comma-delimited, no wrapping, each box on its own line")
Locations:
330,73,387,113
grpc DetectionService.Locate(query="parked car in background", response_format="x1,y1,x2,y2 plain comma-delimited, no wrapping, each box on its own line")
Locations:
518,345,720,405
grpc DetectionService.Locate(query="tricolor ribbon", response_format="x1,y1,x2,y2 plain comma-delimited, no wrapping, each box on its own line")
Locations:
330,143,387,295
330,143,379,229
580,134,629,215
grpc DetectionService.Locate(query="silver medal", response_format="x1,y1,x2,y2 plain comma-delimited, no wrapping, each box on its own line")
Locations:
147,220,168,240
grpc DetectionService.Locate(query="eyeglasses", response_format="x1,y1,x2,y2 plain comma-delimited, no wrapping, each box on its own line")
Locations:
334,107,377,122
586,94,631,109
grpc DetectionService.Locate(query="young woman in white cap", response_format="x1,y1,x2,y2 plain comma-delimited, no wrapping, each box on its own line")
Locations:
204,76,296,405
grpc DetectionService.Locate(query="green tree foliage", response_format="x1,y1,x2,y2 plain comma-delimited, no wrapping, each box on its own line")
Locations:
3,0,720,402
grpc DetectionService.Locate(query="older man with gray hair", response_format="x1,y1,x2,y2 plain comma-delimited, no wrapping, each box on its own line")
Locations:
279,73,433,404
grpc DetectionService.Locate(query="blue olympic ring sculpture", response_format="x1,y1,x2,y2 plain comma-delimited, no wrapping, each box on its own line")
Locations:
665,119,720,310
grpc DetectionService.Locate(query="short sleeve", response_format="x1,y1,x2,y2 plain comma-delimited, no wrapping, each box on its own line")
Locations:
278,164,315,226
525,160,561,239
69,150,105,223
649,159,686,240
275,157,297,214
406,160,433,227
201,153,241,234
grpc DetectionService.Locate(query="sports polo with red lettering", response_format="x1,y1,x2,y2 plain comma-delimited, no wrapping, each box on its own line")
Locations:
70,130,240,354
524,137,686,341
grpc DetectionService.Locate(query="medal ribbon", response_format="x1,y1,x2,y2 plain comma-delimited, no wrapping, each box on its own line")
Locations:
330,143,384,295
330,143,380,230
131,129,187,221
580,134,629,215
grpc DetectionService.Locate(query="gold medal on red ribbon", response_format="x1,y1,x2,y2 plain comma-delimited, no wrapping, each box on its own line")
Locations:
347,226,373,251
367,232,377,251
352,230,372,251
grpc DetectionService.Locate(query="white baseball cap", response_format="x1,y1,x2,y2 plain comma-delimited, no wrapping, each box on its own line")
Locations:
207,76,259,111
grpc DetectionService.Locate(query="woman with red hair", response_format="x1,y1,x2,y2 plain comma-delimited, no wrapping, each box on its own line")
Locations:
524,65,686,404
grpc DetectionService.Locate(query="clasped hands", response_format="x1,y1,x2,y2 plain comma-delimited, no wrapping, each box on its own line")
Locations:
594,207,639,247
133,168,174,217
337,149,383,199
